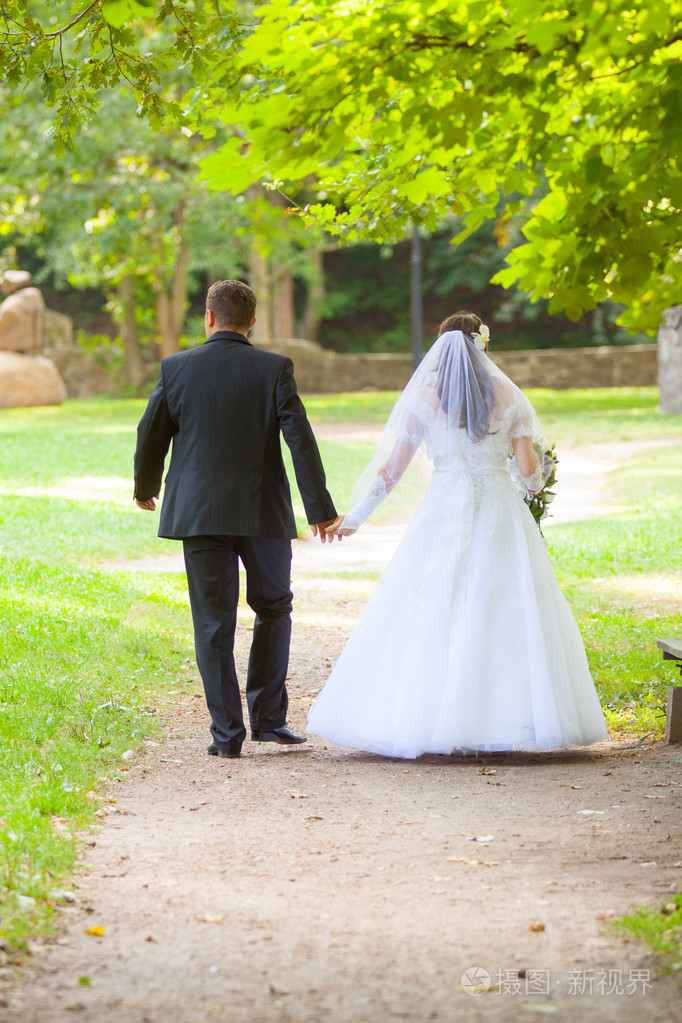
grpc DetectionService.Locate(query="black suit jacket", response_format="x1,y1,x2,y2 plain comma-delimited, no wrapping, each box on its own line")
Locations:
133,330,336,539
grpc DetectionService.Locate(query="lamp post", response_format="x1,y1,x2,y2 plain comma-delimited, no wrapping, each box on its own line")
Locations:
410,225,423,370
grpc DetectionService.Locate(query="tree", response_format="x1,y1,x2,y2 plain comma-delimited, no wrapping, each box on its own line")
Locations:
1,82,327,377
197,0,682,338
4,2,680,355
0,0,242,143
0,77,252,368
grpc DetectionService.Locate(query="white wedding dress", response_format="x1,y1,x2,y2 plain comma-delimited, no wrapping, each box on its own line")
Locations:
307,342,607,759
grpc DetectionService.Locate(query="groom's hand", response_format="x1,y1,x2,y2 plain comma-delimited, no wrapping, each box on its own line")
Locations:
135,494,159,511
327,515,356,537
311,518,341,543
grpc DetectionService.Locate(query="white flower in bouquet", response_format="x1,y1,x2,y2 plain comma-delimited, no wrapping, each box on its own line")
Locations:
508,443,559,536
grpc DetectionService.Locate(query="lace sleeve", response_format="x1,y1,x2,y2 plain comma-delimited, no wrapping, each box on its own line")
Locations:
343,475,390,530
395,399,429,446
343,422,422,530
509,394,535,440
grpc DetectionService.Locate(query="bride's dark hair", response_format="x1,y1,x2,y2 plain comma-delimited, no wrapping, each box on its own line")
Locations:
436,310,497,443
438,310,482,336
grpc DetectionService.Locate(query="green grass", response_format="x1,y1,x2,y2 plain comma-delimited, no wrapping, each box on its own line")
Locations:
612,894,682,973
544,439,682,734
530,387,681,446
305,391,402,424
0,400,372,560
0,558,193,948
0,390,680,952
308,386,682,445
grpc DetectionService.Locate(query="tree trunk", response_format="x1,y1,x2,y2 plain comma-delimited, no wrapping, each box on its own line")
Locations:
268,191,296,340
658,307,682,413
118,275,146,387
154,244,189,359
271,264,295,340
301,247,325,341
249,250,273,342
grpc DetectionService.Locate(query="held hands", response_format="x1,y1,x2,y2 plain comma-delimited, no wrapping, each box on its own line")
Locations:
326,515,357,538
310,516,357,542
311,518,341,542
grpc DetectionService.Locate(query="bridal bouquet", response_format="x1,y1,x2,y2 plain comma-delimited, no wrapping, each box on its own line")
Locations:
509,444,558,535
525,444,558,533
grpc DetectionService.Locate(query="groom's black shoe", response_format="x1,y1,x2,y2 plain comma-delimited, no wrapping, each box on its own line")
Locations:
251,726,307,745
207,740,241,759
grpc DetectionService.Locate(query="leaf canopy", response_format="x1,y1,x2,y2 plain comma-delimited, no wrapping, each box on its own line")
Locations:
196,0,682,333
2,1,682,332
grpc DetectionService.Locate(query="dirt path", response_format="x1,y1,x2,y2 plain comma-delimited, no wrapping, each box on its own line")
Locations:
2,438,681,1022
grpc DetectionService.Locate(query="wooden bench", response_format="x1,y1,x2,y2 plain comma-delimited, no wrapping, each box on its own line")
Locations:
656,639,682,743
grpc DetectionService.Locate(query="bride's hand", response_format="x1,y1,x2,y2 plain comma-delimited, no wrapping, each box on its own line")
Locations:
327,515,357,538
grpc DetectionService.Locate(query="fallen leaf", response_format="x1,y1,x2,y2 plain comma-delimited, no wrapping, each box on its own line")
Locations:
478,767,497,775
528,921,545,932
305,815,323,821
84,926,106,937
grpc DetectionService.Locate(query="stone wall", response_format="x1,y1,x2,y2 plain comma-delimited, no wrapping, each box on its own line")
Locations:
259,339,658,393
492,344,658,390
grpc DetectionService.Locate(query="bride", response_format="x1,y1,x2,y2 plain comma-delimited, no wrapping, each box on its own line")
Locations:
307,312,607,759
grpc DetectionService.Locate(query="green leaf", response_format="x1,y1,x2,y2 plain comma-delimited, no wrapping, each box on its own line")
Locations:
101,0,156,29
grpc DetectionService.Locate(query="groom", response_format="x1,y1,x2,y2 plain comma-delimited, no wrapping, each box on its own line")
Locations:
133,280,338,759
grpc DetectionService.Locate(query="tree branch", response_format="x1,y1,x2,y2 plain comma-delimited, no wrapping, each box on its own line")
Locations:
44,1,101,40
107,25,141,89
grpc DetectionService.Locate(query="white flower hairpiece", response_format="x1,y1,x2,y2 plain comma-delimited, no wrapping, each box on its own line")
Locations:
472,324,490,351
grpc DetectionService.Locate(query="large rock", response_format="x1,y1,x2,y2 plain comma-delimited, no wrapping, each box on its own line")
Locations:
0,287,46,354
0,270,33,295
44,308,75,349
50,346,111,398
0,351,68,408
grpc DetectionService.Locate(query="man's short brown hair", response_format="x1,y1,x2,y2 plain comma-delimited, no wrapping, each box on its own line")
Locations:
438,310,482,337
206,280,256,331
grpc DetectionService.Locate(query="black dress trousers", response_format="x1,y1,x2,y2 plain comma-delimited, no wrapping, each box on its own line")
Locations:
183,534,293,748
